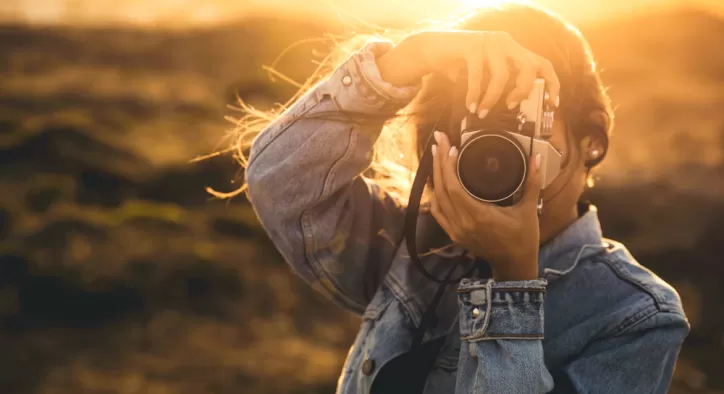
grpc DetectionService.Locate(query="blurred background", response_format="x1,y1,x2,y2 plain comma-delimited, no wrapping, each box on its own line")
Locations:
0,0,722,393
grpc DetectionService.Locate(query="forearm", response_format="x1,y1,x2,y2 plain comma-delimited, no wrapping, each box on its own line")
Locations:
246,101,389,312
377,33,432,87
378,30,480,87
245,41,420,312
246,90,382,223
246,40,421,222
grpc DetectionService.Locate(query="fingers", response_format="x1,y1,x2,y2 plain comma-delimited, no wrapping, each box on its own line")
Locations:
465,45,485,115
477,47,508,118
442,141,489,218
430,196,456,241
431,134,464,243
536,56,561,107
518,153,544,209
432,131,461,224
470,32,560,114
505,53,537,109
441,143,463,201
441,140,480,234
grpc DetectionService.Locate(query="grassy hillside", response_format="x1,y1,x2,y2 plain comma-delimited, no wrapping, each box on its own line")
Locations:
0,9,722,393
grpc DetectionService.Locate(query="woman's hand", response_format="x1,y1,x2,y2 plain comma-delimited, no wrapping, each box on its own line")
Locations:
377,30,560,117
377,29,561,280
430,131,543,281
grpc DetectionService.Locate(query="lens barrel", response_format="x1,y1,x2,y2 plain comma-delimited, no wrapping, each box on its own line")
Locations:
456,130,527,206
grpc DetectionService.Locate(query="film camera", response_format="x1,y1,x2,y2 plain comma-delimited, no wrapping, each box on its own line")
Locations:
403,77,562,284
456,78,561,207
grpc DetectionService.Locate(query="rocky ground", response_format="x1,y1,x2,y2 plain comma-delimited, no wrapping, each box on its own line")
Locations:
0,10,722,393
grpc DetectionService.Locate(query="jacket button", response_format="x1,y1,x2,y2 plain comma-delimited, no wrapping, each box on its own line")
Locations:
342,75,353,86
472,308,481,318
361,358,375,375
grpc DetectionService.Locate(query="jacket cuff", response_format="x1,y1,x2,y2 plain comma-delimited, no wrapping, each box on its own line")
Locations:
457,278,547,341
315,41,421,114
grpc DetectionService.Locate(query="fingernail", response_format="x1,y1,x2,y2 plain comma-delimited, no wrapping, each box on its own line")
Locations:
478,109,489,119
432,144,437,156
469,103,477,114
433,131,441,144
449,146,458,157
555,96,560,108
535,153,541,170
507,101,518,110
461,117,467,132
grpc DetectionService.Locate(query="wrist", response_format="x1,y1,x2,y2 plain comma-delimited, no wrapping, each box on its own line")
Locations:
491,256,539,281
377,34,430,87
493,269,538,281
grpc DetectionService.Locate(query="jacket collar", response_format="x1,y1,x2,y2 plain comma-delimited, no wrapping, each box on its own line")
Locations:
538,203,608,277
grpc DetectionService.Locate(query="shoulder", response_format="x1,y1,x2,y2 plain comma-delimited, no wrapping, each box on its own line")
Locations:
594,240,685,317
545,239,688,337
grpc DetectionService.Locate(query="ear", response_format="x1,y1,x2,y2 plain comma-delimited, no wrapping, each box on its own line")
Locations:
579,134,605,164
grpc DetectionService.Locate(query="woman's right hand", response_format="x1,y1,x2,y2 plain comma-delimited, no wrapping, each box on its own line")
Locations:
377,30,560,118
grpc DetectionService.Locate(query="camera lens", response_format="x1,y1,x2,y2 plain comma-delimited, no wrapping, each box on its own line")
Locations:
457,132,527,203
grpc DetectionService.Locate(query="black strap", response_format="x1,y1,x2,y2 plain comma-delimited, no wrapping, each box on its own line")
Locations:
410,264,458,350
403,69,482,285
403,130,479,285
402,67,491,350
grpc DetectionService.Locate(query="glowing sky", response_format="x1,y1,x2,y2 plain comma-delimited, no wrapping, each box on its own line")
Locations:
1,0,723,27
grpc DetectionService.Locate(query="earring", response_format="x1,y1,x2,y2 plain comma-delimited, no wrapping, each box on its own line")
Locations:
589,149,600,159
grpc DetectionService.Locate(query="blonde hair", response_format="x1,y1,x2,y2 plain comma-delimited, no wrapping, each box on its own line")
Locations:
212,31,426,203
212,2,613,203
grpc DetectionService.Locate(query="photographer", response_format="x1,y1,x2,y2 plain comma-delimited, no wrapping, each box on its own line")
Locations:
241,2,689,393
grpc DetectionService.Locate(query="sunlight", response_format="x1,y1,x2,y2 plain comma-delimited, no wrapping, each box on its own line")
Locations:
457,0,524,7
453,0,591,22
1,0,722,28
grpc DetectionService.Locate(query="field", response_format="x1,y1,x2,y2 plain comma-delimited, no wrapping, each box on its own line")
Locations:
0,9,722,393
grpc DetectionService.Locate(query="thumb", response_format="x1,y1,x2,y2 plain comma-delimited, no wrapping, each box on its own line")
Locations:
520,153,543,208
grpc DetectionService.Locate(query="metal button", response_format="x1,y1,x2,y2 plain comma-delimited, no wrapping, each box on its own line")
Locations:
472,308,480,318
361,358,375,375
342,75,352,86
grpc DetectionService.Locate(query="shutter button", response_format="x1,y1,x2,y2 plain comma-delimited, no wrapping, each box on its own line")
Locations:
361,358,375,375
342,75,353,86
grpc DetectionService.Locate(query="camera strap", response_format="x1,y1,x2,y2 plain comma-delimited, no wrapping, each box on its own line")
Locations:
401,71,492,359
403,70,482,286
403,125,479,285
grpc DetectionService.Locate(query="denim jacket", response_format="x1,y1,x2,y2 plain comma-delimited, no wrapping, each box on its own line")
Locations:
245,41,690,393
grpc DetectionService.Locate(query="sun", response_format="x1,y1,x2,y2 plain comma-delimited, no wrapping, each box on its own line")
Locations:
457,0,531,7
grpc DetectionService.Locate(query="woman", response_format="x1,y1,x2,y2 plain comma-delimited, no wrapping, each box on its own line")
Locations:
240,2,689,393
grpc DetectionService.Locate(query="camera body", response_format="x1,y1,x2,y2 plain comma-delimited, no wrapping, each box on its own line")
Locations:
456,79,561,206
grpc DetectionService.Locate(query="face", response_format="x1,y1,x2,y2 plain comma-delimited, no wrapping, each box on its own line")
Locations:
537,117,601,243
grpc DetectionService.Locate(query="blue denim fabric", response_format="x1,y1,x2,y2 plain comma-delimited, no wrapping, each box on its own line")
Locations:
245,41,690,394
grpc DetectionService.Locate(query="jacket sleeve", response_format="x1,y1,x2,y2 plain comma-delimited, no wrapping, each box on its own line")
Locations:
455,278,689,394
245,41,421,315
550,310,689,393
456,278,554,394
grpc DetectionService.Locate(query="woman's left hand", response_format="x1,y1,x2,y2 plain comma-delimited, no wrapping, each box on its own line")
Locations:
430,131,543,281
